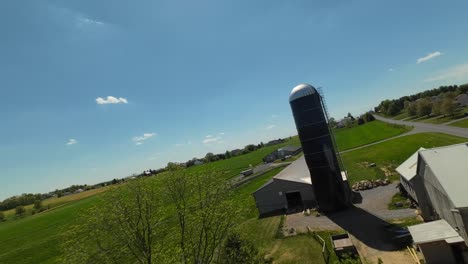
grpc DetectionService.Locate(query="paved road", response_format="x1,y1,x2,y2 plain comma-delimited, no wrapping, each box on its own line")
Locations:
373,114,468,138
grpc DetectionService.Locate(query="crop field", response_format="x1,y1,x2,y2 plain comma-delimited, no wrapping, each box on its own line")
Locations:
341,132,467,185
334,120,411,151
1,186,114,220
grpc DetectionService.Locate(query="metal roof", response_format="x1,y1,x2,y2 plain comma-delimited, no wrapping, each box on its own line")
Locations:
396,147,426,181
254,155,311,193
278,145,302,152
419,143,468,208
289,83,317,102
408,219,464,244
273,155,311,184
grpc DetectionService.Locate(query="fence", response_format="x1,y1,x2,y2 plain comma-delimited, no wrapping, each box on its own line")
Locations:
308,227,330,263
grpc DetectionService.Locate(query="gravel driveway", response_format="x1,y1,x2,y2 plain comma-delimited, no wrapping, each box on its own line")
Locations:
285,183,416,232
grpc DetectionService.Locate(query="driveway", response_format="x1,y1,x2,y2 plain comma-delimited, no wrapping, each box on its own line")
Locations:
373,114,468,138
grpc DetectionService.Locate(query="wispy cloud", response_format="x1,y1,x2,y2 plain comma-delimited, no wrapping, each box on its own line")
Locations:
66,139,78,146
388,68,394,72
96,96,128,105
265,125,276,130
133,133,156,145
76,15,104,27
425,64,468,82
203,135,222,144
417,51,442,64
218,132,225,135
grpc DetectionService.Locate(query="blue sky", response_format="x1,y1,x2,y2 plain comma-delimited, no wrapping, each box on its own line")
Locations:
1,0,468,199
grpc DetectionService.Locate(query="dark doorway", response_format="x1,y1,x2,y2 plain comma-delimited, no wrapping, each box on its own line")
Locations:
286,191,303,209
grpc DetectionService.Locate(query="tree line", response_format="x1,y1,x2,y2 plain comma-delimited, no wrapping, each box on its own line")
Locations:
375,84,468,117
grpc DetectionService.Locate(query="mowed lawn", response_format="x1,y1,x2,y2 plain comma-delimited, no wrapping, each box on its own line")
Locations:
334,120,411,151
449,118,468,128
341,132,467,185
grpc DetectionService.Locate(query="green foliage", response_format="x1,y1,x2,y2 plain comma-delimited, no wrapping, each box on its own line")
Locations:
0,211,5,222
441,97,457,116
33,200,42,210
416,98,432,117
62,179,171,264
275,214,286,239
221,232,266,264
386,101,400,116
15,205,25,216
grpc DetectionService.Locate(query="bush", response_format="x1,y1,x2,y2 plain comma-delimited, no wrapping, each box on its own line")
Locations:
222,232,265,264
0,211,5,221
15,205,26,215
33,200,42,210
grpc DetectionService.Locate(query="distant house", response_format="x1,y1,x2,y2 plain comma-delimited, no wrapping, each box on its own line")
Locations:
266,139,285,146
74,189,84,194
396,143,468,264
263,145,302,163
455,93,468,107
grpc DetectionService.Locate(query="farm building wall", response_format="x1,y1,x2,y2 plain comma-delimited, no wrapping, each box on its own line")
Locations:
418,241,457,264
253,179,315,215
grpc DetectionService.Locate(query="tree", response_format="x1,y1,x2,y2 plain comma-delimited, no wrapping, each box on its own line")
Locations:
416,98,432,117
166,170,240,264
33,200,42,210
222,232,265,264
0,211,5,222
362,112,375,122
441,97,457,116
404,101,417,116
432,99,443,116
386,101,400,116
328,117,337,128
225,150,232,159
15,205,25,215
357,117,365,125
347,112,355,121
62,179,170,264
244,144,257,152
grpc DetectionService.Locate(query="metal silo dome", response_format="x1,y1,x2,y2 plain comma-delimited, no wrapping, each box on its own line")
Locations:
289,83,317,102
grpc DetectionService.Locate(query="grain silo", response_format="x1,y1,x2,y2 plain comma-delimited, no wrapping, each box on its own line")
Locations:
289,83,351,212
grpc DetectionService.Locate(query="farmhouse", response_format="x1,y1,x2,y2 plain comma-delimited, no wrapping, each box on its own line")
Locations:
253,156,315,215
397,143,468,263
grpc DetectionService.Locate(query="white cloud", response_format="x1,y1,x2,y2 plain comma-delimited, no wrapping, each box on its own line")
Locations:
203,136,222,144
66,139,78,146
425,64,468,82
266,125,276,130
218,132,225,135
206,135,213,138
96,96,128,105
388,68,394,72
132,133,156,145
76,15,104,27
417,51,442,64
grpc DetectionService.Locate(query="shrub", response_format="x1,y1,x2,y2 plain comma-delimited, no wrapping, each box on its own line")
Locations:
0,211,5,221
15,205,26,215
222,232,265,264
33,200,42,210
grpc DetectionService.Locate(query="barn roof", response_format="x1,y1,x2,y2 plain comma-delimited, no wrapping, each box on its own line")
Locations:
278,145,302,153
396,147,425,181
419,143,468,208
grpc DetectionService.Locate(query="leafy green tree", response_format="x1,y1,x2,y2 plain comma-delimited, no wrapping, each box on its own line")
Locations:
62,179,170,264
416,98,432,117
166,170,240,264
386,101,400,116
33,200,42,210
15,205,25,215
222,232,265,264
441,97,457,116
432,100,443,116
225,150,232,159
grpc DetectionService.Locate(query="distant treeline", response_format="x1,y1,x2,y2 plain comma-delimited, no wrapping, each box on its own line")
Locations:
375,84,468,117
0,193,43,211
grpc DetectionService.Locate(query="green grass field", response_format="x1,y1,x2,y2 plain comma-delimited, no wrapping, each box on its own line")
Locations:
334,120,411,151
449,118,468,128
1,125,464,263
341,132,467,185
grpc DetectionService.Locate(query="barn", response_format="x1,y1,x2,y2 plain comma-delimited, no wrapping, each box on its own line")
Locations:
253,156,316,215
